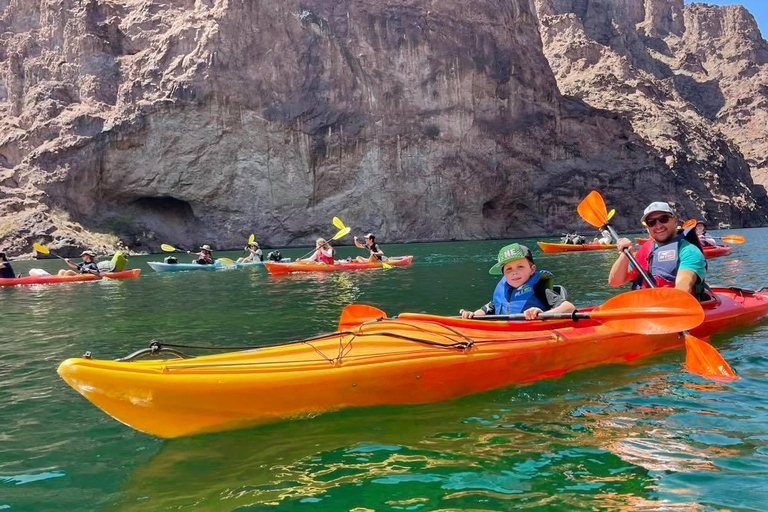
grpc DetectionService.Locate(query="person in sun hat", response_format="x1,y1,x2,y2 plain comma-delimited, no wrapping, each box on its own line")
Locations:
58,250,100,276
353,233,385,263
299,238,335,264
237,242,263,263
459,243,575,320
0,251,15,279
187,245,214,265
609,201,706,298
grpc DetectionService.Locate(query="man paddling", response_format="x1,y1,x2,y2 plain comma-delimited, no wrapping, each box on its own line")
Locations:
609,202,706,297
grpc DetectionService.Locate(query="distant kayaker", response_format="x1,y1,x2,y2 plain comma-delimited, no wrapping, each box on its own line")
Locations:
609,202,706,297
58,250,100,276
459,243,575,320
187,245,214,265
301,238,334,264
695,222,717,247
237,242,263,263
0,252,15,278
354,233,384,263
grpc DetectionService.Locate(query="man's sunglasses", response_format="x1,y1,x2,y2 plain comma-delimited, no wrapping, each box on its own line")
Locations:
644,214,673,227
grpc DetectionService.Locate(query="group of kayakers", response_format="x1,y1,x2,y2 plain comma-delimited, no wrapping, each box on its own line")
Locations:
298,233,385,264
461,201,713,320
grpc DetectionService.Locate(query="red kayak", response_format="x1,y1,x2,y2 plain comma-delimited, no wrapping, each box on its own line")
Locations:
634,238,732,259
0,268,141,287
264,256,414,274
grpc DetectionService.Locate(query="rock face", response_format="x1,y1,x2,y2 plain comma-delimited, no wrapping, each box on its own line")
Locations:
0,0,767,255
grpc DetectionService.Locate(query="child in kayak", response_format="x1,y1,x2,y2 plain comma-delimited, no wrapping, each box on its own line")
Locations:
301,238,335,264
58,250,100,276
354,233,385,262
460,243,575,320
237,242,263,263
0,252,15,278
187,245,214,265
695,222,717,247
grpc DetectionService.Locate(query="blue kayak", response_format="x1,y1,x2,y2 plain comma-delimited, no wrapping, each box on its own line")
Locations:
146,261,235,273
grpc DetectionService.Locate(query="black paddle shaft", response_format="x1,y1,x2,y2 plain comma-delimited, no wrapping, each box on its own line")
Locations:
604,224,655,288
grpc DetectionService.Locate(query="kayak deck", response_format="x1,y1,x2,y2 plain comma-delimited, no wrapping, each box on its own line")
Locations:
264,255,414,274
537,241,616,253
58,287,768,438
0,268,141,287
147,261,234,272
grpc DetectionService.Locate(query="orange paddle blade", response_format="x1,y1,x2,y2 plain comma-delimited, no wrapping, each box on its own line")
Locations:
590,288,705,335
577,190,610,228
720,234,745,244
684,334,738,381
338,304,387,331
682,218,697,229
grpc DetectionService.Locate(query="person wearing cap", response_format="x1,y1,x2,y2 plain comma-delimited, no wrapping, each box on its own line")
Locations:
609,202,706,297
300,238,335,264
695,222,717,247
58,250,100,276
187,245,214,265
353,233,385,263
459,243,575,320
237,242,263,263
0,251,16,279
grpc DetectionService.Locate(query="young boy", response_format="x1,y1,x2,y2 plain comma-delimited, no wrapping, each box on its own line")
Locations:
460,243,575,320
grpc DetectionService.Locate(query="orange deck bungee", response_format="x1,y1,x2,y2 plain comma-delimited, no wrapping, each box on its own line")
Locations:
58,287,768,438
537,242,616,253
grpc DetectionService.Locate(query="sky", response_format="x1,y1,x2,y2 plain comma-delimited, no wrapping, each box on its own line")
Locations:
685,1,768,39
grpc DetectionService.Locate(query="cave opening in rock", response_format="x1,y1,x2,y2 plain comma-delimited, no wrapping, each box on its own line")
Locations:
132,196,195,219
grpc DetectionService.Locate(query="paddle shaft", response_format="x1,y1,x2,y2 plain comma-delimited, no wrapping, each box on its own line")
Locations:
605,225,654,287
471,311,584,321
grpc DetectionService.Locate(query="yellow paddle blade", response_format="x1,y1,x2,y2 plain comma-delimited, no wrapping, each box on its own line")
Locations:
248,234,255,244
720,234,745,244
577,190,610,228
607,209,615,221
382,261,392,270
337,304,387,331
33,242,50,254
590,287,705,335
682,218,697,229
217,257,234,265
331,226,351,241
684,334,738,381
332,217,346,230
161,244,177,252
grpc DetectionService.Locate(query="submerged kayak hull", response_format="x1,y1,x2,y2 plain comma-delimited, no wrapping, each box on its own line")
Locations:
264,255,414,274
147,261,234,272
537,242,615,253
0,268,141,287
58,287,768,438
634,238,732,259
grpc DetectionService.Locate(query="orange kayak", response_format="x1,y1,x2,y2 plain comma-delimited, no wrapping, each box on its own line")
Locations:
634,238,732,259
58,286,768,438
264,255,413,274
0,268,141,287
537,241,616,253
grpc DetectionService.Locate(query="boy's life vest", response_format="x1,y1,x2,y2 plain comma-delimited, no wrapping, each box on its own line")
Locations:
492,270,554,315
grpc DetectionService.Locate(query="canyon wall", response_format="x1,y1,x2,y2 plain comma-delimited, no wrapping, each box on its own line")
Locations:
0,0,766,254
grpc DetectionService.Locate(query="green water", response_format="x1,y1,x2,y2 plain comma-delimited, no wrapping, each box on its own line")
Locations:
3,232,768,512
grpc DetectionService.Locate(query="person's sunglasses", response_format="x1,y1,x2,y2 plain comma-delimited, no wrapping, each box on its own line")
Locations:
644,214,672,227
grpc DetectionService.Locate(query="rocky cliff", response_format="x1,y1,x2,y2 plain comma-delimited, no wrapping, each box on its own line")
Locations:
0,0,766,255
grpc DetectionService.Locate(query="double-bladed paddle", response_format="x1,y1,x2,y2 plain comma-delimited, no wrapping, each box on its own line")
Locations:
33,242,107,278
337,287,704,334
296,217,352,260
577,190,737,381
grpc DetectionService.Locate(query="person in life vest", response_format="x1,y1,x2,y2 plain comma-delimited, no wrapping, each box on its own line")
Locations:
301,238,335,264
609,202,706,297
695,222,717,247
187,245,214,265
237,242,263,263
459,243,575,320
0,251,15,278
353,233,385,263
58,250,100,276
